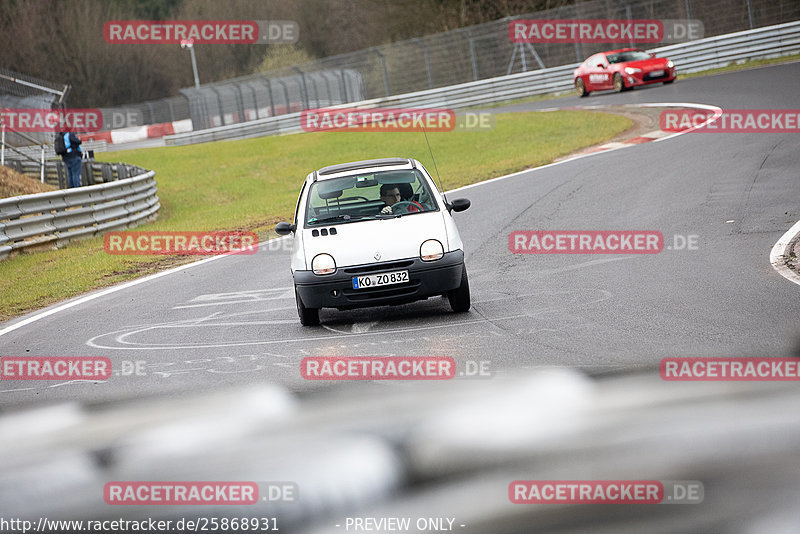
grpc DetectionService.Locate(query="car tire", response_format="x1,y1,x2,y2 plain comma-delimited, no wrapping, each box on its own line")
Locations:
575,78,590,97
613,73,625,92
447,265,470,313
295,287,320,326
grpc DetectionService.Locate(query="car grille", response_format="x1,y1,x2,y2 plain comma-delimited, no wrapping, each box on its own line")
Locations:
343,260,414,275
644,71,669,81
342,280,421,302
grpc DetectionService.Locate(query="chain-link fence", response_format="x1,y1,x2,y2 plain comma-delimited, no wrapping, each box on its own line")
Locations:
0,68,69,147
150,0,797,132
179,69,365,130
267,0,798,102
5,0,798,139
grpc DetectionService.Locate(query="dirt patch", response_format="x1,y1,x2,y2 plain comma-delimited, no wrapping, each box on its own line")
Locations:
100,255,198,280
553,105,665,162
0,165,58,198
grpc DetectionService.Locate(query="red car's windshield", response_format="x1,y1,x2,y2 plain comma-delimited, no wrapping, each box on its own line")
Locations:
606,50,652,63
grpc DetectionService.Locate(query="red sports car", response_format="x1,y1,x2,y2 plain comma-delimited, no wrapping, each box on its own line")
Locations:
573,48,675,96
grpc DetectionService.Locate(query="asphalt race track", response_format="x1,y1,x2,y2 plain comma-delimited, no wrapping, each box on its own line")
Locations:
1,62,799,408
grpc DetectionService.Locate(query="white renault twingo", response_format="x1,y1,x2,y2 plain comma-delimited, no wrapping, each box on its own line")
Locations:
275,157,471,325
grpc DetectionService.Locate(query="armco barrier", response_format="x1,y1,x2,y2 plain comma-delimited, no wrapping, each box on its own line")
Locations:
0,169,158,260
5,156,139,190
165,20,800,146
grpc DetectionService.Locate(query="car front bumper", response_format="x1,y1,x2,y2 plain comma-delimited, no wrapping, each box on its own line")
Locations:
294,250,464,310
626,69,676,86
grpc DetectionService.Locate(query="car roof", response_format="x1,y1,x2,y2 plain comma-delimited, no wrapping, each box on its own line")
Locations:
316,157,413,179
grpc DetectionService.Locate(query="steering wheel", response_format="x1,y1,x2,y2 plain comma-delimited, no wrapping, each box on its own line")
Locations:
389,200,424,214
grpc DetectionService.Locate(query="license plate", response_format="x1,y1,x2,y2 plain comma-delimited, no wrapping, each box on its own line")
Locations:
650,70,664,77
352,270,409,289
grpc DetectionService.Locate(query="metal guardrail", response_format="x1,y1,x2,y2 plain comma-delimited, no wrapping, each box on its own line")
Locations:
165,20,800,146
7,140,108,162
1,130,108,185
0,169,159,260
4,154,132,190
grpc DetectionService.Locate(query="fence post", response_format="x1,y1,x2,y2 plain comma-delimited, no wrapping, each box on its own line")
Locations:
339,70,349,103
372,49,391,97
292,67,310,110
321,72,332,105
232,83,246,123
40,146,45,183
261,76,276,117
56,161,65,189
412,38,434,89
276,79,290,114
459,29,479,81
209,86,225,126
307,73,319,108
247,83,259,119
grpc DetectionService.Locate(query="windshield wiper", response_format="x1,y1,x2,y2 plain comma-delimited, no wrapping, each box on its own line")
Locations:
309,214,367,225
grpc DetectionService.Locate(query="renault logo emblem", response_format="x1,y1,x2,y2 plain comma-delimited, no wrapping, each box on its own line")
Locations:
374,251,381,261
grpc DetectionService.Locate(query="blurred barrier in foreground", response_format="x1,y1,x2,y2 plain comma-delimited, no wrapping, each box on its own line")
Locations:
1,368,799,533
0,169,158,260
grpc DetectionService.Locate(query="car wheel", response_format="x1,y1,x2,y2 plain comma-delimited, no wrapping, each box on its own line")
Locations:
613,73,625,92
447,266,470,313
295,287,320,326
575,78,590,97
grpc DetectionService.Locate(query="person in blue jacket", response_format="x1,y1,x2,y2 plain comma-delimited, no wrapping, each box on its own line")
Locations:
57,130,82,188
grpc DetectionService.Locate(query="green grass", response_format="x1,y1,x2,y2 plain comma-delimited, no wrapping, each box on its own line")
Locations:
0,110,631,321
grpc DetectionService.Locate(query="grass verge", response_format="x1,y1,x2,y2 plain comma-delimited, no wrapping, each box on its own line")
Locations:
0,110,631,321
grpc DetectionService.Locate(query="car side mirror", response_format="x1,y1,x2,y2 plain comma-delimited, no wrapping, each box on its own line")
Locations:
448,198,470,213
275,221,295,235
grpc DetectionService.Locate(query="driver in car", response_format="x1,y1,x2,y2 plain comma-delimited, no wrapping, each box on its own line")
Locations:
379,184,402,214
379,183,424,214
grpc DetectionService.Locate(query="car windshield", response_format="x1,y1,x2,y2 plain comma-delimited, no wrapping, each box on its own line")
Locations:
606,50,652,63
305,168,438,226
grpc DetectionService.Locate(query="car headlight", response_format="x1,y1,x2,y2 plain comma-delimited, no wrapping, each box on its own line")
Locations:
312,253,336,275
420,239,444,262
667,60,674,68
624,67,641,74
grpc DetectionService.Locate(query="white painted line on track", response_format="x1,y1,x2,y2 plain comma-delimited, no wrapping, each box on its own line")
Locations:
769,219,800,287
0,236,290,338
0,103,726,338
